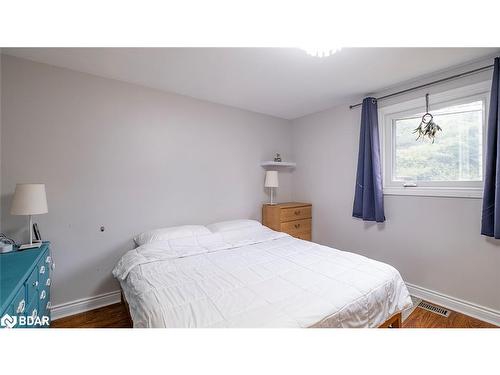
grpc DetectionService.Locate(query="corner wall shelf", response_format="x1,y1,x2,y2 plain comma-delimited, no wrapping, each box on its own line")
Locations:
261,161,296,168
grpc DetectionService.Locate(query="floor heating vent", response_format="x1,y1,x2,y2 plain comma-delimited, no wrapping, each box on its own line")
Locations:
418,301,450,317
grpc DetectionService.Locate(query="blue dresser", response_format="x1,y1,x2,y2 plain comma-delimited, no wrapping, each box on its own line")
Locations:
0,242,52,328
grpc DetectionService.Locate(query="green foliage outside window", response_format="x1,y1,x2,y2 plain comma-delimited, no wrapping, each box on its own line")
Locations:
394,102,482,182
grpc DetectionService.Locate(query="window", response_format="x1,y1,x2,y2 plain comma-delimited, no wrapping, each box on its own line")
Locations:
380,82,489,198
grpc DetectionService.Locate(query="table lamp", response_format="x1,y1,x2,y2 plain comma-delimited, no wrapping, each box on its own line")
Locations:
264,171,279,205
10,183,48,250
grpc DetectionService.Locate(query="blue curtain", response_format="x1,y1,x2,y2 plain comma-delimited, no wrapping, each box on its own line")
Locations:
481,57,500,237
352,97,385,222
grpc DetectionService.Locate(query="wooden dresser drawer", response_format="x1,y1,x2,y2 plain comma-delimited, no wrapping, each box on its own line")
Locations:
262,202,312,241
295,232,312,241
281,219,311,235
280,206,311,222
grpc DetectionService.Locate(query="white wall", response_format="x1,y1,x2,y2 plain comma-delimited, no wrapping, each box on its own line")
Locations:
1,55,293,307
291,68,500,313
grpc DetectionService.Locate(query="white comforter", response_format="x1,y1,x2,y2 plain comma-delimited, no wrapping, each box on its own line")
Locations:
113,227,411,328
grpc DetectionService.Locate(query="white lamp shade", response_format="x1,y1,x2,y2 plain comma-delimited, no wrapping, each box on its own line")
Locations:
10,184,48,215
264,171,279,188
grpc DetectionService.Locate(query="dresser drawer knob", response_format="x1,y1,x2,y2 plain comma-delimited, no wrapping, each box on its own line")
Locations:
32,309,38,318
294,210,301,215
39,265,46,274
294,223,301,229
47,301,51,310
46,256,52,264
17,299,26,314
46,278,51,287
33,280,39,287
40,290,47,300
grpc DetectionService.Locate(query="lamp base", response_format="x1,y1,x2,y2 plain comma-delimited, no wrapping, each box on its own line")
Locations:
19,242,42,250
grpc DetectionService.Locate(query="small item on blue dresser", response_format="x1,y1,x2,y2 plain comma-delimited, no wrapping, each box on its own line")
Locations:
274,153,282,162
0,243,13,253
0,234,16,253
10,183,48,250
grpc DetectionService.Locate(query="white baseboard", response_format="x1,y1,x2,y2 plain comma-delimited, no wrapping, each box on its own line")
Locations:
51,290,122,320
406,282,500,327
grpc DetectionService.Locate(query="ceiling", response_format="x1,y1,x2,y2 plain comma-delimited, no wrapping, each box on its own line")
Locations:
3,48,499,119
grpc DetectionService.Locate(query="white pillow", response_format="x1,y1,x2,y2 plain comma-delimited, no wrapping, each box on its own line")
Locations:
134,225,211,246
207,219,263,233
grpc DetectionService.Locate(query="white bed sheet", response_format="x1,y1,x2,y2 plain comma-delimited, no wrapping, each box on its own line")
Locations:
113,227,411,328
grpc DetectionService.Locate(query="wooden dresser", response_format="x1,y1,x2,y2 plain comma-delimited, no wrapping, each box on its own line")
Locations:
262,202,312,241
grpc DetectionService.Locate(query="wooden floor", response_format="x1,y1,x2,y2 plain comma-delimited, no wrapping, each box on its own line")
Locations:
402,305,496,328
51,300,497,328
52,302,133,328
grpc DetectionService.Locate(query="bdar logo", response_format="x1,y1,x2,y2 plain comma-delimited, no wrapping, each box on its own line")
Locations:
1,314,17,328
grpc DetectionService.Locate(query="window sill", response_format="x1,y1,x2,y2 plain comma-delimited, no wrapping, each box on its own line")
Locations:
383,187,483,199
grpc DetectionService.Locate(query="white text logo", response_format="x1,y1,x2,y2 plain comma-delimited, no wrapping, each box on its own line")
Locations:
1,314,49,328
1,314,17,328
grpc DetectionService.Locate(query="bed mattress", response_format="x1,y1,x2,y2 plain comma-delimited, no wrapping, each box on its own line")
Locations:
113,227,411,328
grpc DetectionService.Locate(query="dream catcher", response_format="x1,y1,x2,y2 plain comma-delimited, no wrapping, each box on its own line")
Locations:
413,93,442,143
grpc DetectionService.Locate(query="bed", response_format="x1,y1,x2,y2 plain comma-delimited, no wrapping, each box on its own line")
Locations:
113,221,411,328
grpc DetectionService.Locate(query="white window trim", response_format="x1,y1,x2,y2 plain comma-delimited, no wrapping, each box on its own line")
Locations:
379,81,491,199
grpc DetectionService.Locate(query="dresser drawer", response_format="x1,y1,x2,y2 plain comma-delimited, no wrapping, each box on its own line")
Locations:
39,287,49,307
38,248,49,267
295,232,312,241
38,258,49,286
26,266,39,305
9,287,27,316
44,276,52,288
40,292,51,321
26,296,39,321
281,219,311,235
43,252,52,269
280,206,311,222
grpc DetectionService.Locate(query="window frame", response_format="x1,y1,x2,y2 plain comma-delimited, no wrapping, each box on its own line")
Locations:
379,81,490,198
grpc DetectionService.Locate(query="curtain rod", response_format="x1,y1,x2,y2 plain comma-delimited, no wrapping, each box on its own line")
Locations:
349,64,494,109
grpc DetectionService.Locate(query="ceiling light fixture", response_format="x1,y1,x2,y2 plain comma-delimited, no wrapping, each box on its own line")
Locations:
300,47,342,58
